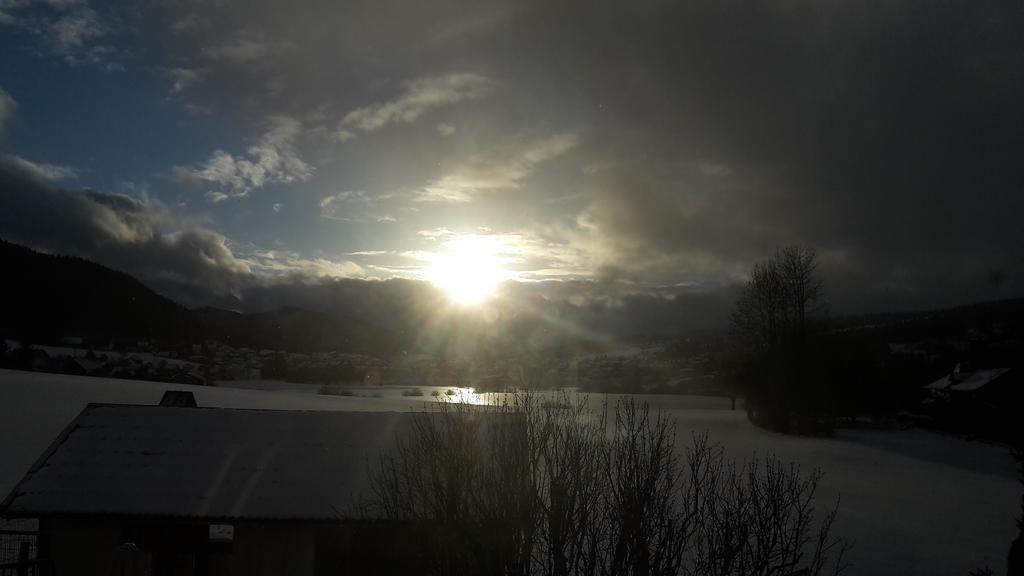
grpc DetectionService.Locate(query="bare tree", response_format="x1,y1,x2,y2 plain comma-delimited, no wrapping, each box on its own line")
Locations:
368,393,847,576
731,246,823,350
777,246,825,345
729,247,828,433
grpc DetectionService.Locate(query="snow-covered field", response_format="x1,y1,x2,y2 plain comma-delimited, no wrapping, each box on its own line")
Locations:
0,369,1018,575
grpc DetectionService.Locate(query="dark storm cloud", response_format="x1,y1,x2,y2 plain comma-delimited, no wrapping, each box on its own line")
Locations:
0,153,254,303
0,0,1020,331
153,0,1024,316
508,0,1024,311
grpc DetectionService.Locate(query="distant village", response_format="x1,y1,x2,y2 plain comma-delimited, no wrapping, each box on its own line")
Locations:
1,328,1018,440
0,334,725,396
0,337,385,388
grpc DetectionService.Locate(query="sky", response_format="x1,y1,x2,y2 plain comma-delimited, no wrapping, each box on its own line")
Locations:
1,0,1022,331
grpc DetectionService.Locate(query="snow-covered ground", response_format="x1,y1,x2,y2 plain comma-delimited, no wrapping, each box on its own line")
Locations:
0,369,1018,575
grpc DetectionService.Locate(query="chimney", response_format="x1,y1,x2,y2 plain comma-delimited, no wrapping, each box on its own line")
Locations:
159,390,198,407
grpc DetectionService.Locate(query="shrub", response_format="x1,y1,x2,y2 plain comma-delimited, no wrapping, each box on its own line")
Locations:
318,385,355,396
402,388,425,397
370,392,847,576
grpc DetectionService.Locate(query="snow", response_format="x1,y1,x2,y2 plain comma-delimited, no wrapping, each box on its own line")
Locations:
4,405,430,520
0,368,1019,575
925,368,1012,392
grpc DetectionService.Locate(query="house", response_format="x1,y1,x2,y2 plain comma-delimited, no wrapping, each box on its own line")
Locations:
924,364,1014,399
923,364,1019,438
0,395,516,576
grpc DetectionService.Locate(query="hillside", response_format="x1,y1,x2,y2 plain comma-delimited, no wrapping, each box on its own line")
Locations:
0,240,393,354
0,239,191,342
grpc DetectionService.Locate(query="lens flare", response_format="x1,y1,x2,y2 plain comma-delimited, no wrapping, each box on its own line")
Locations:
423,234,515,305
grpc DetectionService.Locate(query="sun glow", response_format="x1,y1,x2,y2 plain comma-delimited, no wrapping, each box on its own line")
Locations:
424,234,515,305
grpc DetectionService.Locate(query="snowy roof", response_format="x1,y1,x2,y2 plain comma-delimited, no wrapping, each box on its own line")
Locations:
925,368,1012,392
0,404,466,522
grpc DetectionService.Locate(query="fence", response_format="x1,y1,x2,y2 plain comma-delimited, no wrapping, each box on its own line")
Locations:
0,531,48,576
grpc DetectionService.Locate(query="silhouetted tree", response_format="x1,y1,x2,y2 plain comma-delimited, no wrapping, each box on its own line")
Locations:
1009,446,1024,576
730,246,829,433
731,246,823,352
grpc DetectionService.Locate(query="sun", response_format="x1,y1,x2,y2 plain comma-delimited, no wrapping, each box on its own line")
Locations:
424,234,513,305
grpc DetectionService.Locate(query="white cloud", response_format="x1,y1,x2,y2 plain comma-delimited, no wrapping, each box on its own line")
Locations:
50,7,104,54
2,153,78,181
416,133,579,202
203,34,289,64
172,116,313,201
436,122,456,136
246,249,364,279
337,73,492,140
205,190,230,203
319,190,364,220
2,2,118,68
166,68,201,95
319,190,402,223
416,227,453,240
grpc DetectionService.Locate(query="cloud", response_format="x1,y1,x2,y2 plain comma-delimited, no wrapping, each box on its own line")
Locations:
337,73,492,140
1,2,118,68
50,6,105,54
370,226,595,283
416,133,578,202
436,122,456,136
0,88,16,136
0,152,369,305
319,190,401,223
1,153,77,181
246,249,364,279
203,35,288,64
0,90,77,179
0,153,239,294
172,116,313,201
319,190,367,221
170,12,207,34
6,0,1023,320
166,67,201,95
0,149,771,333
205,190,230,203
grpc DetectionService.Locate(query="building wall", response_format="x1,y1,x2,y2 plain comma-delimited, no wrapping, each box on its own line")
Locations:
48,518,121,576
232,523,316,576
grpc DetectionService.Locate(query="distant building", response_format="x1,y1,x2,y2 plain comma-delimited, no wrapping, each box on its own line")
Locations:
1,398,515,576
923,365,1020,438
924,364,1014,399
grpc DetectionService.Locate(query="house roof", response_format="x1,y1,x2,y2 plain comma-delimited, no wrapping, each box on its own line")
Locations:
0,404,459,522
925,368,1012,392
